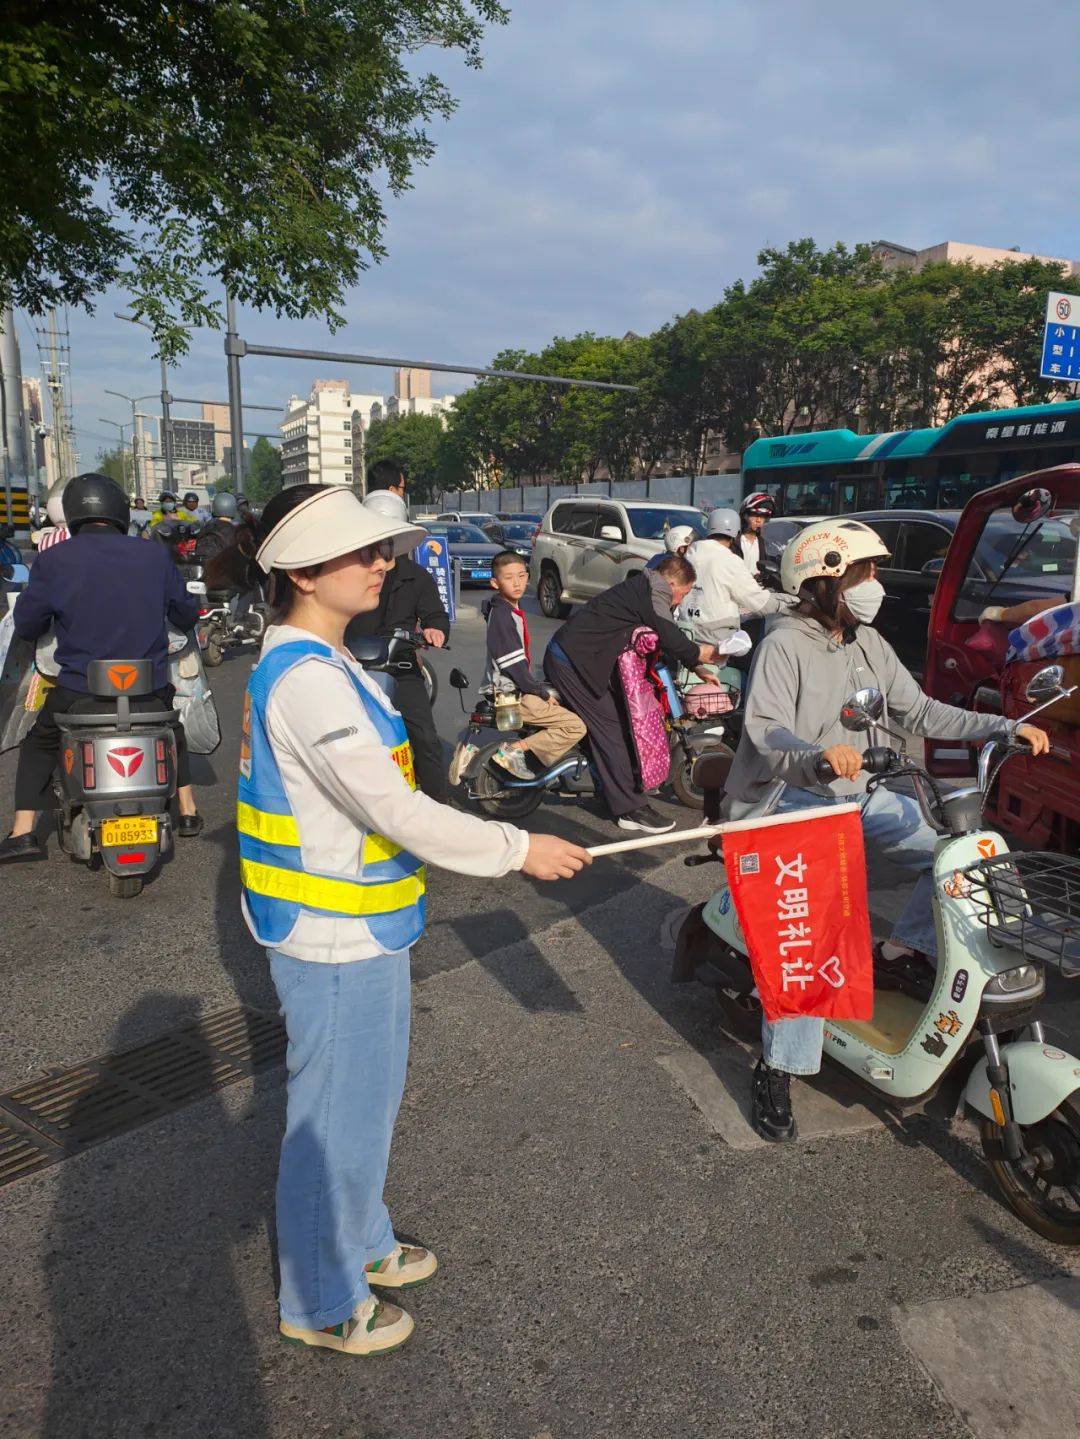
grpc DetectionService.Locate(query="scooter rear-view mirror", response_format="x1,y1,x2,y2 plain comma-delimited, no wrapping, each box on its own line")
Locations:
1025,664,1065,703
840,687,885,732
450,669,470,689
1012,487,1053,525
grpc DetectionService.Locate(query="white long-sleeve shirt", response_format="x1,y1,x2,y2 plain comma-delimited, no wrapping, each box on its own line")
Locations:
246,624,529,963
683,538,794,632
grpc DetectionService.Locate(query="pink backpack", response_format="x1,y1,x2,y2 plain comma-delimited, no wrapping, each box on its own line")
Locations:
615,627,671,792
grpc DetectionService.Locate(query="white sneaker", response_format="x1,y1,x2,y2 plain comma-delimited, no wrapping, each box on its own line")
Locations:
279,1296,413,1356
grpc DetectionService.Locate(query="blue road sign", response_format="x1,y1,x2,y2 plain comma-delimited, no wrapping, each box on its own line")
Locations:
1041,292,1080,383
414,537,456,624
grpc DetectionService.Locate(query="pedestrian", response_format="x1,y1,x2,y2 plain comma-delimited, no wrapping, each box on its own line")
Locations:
241,482,590,1356
543,557,720,833
482,548,586,778
346,460,451,800
0,473,204,863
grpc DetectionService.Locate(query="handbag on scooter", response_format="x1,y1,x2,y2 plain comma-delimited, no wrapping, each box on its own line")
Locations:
615,627,670,792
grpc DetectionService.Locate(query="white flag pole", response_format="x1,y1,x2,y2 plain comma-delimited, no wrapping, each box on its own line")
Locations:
585,824,723,858
584,804,860,858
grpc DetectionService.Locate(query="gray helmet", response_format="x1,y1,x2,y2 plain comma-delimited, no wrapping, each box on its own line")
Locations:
706,507,740,539
212,492,239,519
183,491,200,510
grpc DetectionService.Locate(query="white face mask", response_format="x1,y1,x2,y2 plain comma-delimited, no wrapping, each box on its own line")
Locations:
844,577,885,624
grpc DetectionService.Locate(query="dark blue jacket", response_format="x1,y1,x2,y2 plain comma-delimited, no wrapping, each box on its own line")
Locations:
13,528,200,692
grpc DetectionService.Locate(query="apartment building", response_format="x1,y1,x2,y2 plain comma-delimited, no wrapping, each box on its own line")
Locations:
281,380,361,487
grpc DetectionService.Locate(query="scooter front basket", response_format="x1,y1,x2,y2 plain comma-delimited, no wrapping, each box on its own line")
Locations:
962,851,1080,976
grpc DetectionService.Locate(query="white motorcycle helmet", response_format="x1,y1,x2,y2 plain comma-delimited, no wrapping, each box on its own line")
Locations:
779,519,891,597
665,524,697,553
45,478,68,527
705,507,741,539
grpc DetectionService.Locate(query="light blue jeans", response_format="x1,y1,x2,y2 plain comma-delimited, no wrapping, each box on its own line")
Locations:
269,948,411,1330
761,784,938,1076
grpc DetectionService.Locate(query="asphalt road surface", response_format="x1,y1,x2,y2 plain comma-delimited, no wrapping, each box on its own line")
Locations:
1,589,1078,1439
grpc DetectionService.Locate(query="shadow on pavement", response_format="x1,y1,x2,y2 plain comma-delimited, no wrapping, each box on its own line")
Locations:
450,906,583,1013
42,993,272,1438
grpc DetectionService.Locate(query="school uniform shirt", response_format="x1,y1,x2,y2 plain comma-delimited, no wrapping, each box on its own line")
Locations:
481,594,547,696
252,624,529,963
733,532,760,575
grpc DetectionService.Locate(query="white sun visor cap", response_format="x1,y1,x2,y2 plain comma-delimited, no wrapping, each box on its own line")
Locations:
256,485,426,574
706,508,741,539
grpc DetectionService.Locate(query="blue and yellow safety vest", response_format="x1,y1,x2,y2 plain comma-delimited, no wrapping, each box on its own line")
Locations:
237,638,426,952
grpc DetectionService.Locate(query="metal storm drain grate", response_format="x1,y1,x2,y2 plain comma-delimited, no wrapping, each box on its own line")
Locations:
0,1006,286,1187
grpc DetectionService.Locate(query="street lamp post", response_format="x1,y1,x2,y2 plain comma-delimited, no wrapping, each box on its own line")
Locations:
104,389,156,500
115,312,176,492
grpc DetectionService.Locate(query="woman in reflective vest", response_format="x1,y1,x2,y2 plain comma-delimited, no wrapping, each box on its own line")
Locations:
244,484,590,1358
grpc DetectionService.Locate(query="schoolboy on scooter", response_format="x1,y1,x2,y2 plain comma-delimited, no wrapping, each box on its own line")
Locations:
720,518,1050,1142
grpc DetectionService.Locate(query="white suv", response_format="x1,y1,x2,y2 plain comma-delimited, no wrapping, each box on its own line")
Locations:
530,498,705,617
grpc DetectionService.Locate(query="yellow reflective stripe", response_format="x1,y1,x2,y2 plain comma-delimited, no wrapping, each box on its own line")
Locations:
240,857,425,917
237,801,299,846
363,832,402,864
239,801,402,866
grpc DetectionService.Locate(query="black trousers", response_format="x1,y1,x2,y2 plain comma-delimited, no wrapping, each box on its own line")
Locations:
393,674,448,803
14,683,192,811
543,650,642,818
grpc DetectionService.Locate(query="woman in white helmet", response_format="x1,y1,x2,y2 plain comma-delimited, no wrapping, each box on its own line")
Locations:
722,518,1050,1144
683,507,794,635
240,483,589,1357
34,478,70,551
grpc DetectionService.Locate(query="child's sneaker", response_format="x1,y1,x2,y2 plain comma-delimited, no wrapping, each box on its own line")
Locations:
280,1296,413,1356
492,745,533,780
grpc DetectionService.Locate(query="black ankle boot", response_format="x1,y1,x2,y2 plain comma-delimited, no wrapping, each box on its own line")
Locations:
752,1059,797,1142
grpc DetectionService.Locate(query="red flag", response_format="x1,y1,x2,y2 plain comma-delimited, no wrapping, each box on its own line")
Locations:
722,804,873,1023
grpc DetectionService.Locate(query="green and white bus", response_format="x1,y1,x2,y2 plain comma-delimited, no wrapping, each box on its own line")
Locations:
741,398,1080,514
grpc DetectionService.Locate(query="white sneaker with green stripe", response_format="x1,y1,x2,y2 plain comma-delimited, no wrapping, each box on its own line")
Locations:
280,1296,413,1356
364,1241,438,1289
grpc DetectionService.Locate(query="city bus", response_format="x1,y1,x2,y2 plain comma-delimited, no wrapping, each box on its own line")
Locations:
740,398,1080,514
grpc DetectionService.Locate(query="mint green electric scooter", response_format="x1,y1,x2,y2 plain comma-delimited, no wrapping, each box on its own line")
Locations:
674,664,1080,1244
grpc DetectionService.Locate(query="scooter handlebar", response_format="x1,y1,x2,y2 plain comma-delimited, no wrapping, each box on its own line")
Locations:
813,745,900,784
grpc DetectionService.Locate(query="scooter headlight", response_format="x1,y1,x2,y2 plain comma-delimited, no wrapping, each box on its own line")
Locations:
984,964,1042,996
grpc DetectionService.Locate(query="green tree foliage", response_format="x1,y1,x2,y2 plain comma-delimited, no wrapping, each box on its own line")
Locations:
245,436,283,505
440,241,1075,487
0,0,507,358
95,445,135,494
363,411,465,503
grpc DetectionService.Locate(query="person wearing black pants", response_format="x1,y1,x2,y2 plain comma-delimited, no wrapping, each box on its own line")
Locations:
345,462,451,802
543,558,719,833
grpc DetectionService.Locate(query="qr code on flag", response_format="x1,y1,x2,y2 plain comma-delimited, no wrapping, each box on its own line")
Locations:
739,853,760,876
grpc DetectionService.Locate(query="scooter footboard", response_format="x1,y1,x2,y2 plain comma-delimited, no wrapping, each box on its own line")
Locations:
964,1039,1080,1126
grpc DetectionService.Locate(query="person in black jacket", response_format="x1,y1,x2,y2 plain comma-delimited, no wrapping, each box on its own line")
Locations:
544,557,719,833
346,464,451,800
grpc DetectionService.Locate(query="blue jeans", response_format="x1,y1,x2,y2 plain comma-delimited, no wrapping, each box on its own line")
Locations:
760,784,938,1076
269,949,411,1329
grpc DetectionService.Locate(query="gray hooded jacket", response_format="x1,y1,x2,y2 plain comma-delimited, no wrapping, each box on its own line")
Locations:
724,612,1015,811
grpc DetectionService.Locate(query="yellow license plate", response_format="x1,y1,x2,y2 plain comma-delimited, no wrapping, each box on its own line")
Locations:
101,817,159,848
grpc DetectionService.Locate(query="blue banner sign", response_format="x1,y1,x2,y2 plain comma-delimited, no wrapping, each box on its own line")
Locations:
414,537,456,623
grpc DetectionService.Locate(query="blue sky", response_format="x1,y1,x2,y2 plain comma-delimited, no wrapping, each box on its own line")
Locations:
27,0,1080,466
